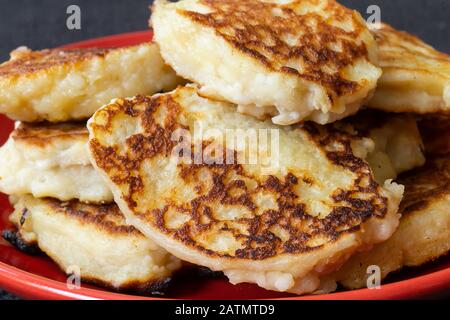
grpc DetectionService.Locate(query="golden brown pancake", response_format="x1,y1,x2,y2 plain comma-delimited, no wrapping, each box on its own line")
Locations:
368,23,450,115
4,195,182,295
328,152,450,289
87,85,406,295
152,0,381,125
0,43,183,122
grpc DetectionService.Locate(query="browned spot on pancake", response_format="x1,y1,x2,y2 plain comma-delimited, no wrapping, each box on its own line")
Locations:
38,198,142,236
0,47,112,78
2,229,40,255
180,0,370,99
90,89,389,261
398,115,450,214
12,122,88,147
371,23,450,64
90,95,187,209
80,275,174,296
398,153,450,215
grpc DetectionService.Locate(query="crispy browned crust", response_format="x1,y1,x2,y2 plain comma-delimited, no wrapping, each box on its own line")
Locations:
12,122,88,146
1,228,40,255
331,152,449,289
400,114,450,214
372,23,450,63
5,198,179,296
370,23,450,89
18,198,142,236
89,89,390,261
0,47,112,78
177,0,371,100
398,155,450,216
80,275,173,296
418,115,450,156
2,224,174,296
406,115,450,212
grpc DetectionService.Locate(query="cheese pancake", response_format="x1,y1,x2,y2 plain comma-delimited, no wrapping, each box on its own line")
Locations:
87,86,406,295
368,23,450,114
349,111,425,183
328,152,450,290
0,122,113,203
0,43,183,122
152,0,381,125
3,196,182,294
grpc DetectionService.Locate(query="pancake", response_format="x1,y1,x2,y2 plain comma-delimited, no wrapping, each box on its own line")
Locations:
0,43,183,122
349,111,425,183
0,122,113,203
151,0,381,125
368,23,450,115
3,195,182,295
87,85,408,295
328,152,450,289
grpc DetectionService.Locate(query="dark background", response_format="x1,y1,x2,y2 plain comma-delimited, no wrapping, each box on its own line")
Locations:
0,0,449,300
0,0,449,61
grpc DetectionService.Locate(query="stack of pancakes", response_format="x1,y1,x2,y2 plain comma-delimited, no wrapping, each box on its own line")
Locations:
0,0,448,296
0,43,185,294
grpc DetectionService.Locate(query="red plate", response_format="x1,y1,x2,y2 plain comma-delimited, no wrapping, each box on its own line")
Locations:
0,31,449,300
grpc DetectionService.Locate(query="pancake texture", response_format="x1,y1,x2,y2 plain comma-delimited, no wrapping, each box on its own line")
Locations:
152,0,381,125
368,23,450,114
0,43,183,122
349,111,425,183
0,122,113,203
87,86,405,294
4,195,182,294
329,152,450,289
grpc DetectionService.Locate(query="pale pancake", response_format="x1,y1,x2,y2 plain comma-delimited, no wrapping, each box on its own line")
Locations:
0,122,113,203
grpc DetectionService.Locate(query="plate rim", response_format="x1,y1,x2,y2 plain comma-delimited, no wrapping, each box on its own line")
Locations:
1,258,450,300
0,30,449,300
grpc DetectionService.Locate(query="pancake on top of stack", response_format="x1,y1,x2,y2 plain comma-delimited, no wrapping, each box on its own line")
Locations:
152,0,382,125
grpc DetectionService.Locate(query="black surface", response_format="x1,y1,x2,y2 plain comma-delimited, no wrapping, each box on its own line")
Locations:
0,0,449,61
0,0,449,300
0,289,19,300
